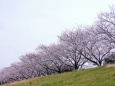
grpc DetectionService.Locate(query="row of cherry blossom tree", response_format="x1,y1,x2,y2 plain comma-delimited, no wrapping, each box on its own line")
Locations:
0,6,115,85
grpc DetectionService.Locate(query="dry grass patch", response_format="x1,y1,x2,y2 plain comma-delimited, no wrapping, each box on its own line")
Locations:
106,64,115,68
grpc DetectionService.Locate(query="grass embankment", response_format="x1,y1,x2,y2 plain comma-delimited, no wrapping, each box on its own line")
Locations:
2,66,115,86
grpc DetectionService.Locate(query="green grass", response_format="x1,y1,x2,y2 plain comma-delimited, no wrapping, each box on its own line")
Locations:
2,66,115,86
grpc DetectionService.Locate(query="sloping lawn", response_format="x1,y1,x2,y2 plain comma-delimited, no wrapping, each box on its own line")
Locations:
2,66,115,86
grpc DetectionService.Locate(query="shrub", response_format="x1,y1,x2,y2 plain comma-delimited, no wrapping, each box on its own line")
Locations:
104,53,115,64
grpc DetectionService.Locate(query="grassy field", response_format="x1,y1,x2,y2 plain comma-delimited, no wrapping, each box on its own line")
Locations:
2,66,115,86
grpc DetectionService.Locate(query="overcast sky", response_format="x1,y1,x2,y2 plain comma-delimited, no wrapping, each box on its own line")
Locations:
0,0,115,69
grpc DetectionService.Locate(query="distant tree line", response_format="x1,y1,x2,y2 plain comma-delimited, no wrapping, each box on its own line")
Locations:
0,6,115,85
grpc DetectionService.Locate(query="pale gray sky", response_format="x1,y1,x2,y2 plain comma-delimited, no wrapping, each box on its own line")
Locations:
0,0,115,69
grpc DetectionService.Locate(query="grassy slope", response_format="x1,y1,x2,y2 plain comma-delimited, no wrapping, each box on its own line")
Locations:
2,66,115,86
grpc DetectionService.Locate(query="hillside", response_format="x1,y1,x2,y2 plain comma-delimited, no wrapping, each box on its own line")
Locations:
2,66,115,86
